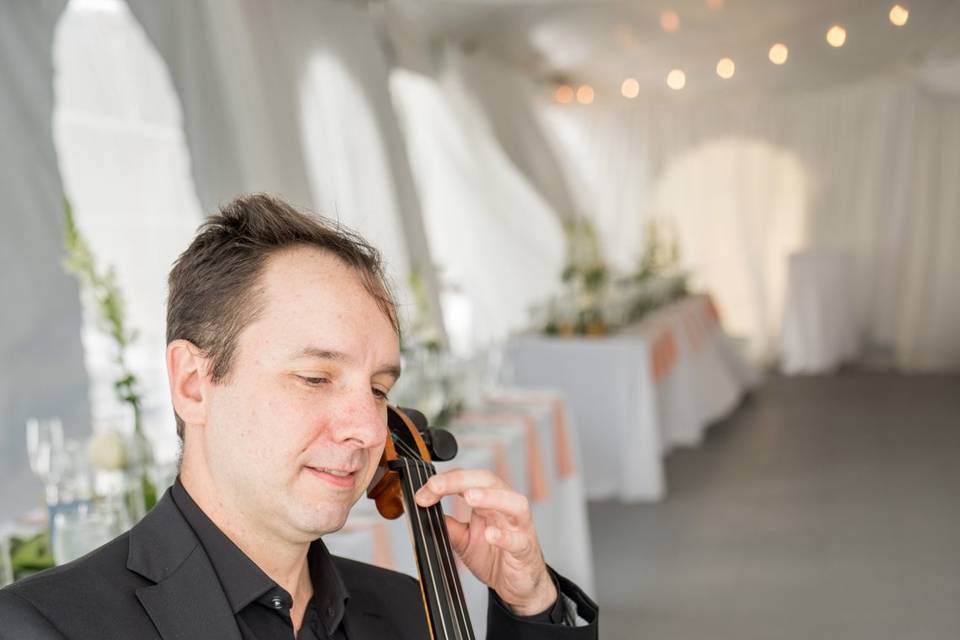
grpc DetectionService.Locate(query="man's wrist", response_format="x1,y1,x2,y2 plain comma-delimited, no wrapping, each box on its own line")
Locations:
504,570,559,617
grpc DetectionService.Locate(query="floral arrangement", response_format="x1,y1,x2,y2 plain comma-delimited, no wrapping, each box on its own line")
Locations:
62,200,156,511
545,217,610,336
403,267,443,354
9,203,165,580
8,532,54,581
634,217,681,282
535,215,691,336
626,217,687,322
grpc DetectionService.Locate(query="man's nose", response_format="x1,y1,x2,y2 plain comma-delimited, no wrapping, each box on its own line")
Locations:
331,391,387,447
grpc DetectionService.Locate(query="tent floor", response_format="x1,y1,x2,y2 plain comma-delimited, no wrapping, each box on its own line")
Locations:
589,371,960,640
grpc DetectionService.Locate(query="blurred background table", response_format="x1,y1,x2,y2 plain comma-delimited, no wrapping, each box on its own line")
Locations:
506,294,758,503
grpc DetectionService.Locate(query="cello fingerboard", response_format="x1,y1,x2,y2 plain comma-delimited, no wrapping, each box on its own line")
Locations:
391,456,476,640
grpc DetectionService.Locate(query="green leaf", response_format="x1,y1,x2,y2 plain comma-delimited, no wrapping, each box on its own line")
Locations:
10,533,55,580
62,199,144,415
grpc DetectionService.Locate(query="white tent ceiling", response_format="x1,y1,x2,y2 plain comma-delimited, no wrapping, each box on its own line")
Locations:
388,0,960,100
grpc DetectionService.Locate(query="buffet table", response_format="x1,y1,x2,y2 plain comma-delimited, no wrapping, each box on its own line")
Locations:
505,294,758,502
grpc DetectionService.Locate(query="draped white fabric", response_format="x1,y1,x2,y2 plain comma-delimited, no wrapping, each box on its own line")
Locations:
391,65,566,354
0,0,91,518
780,249,861,374
547,78,960,370
446,49,578,221
124,0,440,325
51,0,204,462
23,0,450,473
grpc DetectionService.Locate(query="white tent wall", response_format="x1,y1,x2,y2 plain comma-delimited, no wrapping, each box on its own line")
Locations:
391,56,566,356
1,0,451,518
51,0,205,464
546,77,960,370
448,48,579,222
0,0,91,518
124,0,444,340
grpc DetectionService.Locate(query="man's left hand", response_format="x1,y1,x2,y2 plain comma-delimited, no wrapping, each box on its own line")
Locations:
414,469,557,616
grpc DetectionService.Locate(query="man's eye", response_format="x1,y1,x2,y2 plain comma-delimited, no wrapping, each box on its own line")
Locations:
299,376,328,386
372,387,390,401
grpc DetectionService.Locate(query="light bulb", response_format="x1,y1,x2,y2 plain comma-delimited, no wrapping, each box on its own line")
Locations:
576,85,595,104
889,4,909,27
716,57,735,79
826,25,847,48
660,10,680,33
769,43,789,65
666,69,686,90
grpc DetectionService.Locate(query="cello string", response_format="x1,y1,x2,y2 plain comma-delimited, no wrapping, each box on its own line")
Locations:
392,436,474,638
416,461,471,640
407,452,465,640
398,454,452,640
393,436,469,639
426,472,475,639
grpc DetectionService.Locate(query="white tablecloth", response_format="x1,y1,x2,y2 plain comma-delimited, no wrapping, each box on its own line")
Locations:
323,392,594,638
780,250,860,374
506,294,758,503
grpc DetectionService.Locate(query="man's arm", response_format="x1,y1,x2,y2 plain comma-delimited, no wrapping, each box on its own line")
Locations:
486,568,599,639
0,588,69,639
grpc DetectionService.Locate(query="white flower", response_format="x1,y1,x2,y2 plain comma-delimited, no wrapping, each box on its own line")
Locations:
88,430,128,471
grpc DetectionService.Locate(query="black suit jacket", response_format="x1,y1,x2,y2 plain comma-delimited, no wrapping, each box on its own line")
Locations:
0,491,598,639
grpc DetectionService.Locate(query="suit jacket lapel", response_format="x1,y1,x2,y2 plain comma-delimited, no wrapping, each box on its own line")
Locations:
127,491,243,640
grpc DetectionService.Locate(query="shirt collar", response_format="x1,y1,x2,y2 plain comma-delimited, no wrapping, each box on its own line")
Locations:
170,476,349,633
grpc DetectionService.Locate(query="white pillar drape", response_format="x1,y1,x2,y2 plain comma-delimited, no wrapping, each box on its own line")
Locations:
447,49,579,222
124,0,443,335
0,0,90,517
51,0,205,462
391,65,566,354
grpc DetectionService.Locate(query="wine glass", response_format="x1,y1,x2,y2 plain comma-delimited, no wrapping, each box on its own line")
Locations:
0,534,13,587
51,503,117,565
26,418,65,504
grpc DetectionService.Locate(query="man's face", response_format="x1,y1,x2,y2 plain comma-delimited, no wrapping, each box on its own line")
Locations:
197,246,400,542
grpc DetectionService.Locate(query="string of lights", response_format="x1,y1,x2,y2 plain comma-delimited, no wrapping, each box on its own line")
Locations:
553,3,911,103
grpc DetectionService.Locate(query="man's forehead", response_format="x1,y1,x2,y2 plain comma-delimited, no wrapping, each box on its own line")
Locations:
247,247,398,344
255,248,373,314
263,245,353,283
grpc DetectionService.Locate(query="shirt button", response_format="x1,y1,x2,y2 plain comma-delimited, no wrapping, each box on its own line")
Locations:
271,595,285,610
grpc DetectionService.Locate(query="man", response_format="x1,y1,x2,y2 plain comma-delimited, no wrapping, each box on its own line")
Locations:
0,195,597,639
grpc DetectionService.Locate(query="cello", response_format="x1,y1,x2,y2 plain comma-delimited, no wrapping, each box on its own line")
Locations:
366,406,475,640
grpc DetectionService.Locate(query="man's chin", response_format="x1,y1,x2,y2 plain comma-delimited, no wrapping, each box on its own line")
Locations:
287,502,352,538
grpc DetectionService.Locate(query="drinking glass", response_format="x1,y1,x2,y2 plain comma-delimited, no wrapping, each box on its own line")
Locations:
0,535,13,587
51,503,117,565
26,418,65,504
26,418,64,478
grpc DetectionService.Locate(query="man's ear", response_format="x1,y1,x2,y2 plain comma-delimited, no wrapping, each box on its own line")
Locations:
167,339,207,427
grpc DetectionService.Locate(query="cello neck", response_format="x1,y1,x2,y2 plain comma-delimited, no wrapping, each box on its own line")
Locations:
391,455,475,640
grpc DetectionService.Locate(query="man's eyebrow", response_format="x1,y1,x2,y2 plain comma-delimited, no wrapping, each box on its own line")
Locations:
296,347,348,362
295,347,401,379
377,364,402,380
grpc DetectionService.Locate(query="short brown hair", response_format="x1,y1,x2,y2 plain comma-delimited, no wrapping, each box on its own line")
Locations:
166,194,399,439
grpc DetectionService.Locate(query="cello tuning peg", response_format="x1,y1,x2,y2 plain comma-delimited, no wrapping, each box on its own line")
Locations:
397,406,429,432
422,428,458,462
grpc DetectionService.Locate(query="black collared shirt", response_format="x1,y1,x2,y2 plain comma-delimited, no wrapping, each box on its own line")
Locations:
171,478,569,638
171,478,348,639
